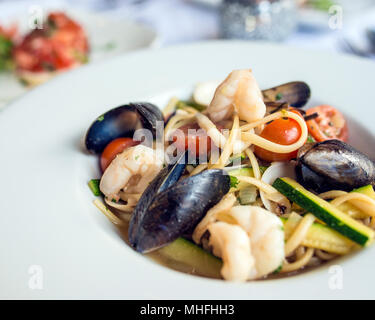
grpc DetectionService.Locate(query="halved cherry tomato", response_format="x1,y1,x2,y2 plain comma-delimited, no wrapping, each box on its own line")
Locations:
305,105,348,142
100,138,139,172
254,111,304,162
172,123,212,157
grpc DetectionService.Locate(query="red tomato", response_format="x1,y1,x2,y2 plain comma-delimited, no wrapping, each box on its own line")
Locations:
305,105,348,142
172,123,212,157
100,138,139,172
254,112,304,162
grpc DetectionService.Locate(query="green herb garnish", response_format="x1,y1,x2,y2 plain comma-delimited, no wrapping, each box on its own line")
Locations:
19,78,29,86
306,135,316,143
88,179,101,196
273,264,283,274
275,93,283,101
0,34,14,72
230,175,239,189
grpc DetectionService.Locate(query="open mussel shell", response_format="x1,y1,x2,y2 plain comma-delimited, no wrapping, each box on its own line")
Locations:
129,151,188,244
85,102,163,154
129,167,231,253
262,81,311,108
296,139,375,193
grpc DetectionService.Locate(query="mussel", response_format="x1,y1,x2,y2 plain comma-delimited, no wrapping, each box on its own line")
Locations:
296,139,375,193
262,81,311,108
129,161,231,253
85,102,164,154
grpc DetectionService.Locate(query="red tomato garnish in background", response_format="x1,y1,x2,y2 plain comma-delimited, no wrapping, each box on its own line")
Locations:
172,123,212,157
305,105,348,142
13,12,89,73
254,111,304,162
100,138,139,172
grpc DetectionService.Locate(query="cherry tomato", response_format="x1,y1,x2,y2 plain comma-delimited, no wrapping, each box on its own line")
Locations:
172,123,212,157
305,105,348,142
100,138,139,172
254,112,304,162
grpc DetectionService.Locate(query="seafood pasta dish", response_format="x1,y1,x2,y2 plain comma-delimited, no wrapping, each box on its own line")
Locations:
84,69,375,281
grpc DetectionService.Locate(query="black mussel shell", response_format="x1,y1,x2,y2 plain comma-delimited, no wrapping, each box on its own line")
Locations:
262,81,311,108
128,151,188,244
85,102,164,154
129,168,230,253
296,139,375,193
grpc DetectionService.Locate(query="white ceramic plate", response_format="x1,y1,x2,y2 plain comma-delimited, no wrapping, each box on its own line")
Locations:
1,41,375,299
0,8,158,110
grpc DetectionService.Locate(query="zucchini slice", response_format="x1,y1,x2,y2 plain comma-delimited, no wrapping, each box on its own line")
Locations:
281,215,355,254
353,185,375,198
88,179,101,196
228,166,267,191
273,177,375,246
157,238,222,278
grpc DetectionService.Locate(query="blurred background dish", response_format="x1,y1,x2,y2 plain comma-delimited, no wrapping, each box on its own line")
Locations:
0,1,158,109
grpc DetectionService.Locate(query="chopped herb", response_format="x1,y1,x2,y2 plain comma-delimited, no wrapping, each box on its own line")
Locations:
228,152,246,164
230,175,239,188
275,93,283,101
47,18,57,30
273,264,283,274
0,35,14,72
88,179,101,196
97,115,104,122
111,198,117,203
259,166,268,175
135,155,140,160
19,78,29,86
307,135,316,143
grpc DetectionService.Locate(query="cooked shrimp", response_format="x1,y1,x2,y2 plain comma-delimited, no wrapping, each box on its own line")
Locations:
99,145,164,201
208,205,284,281
207,69,266,123
208,222,255,281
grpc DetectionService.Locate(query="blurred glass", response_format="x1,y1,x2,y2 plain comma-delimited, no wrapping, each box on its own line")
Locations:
220,0,297,41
